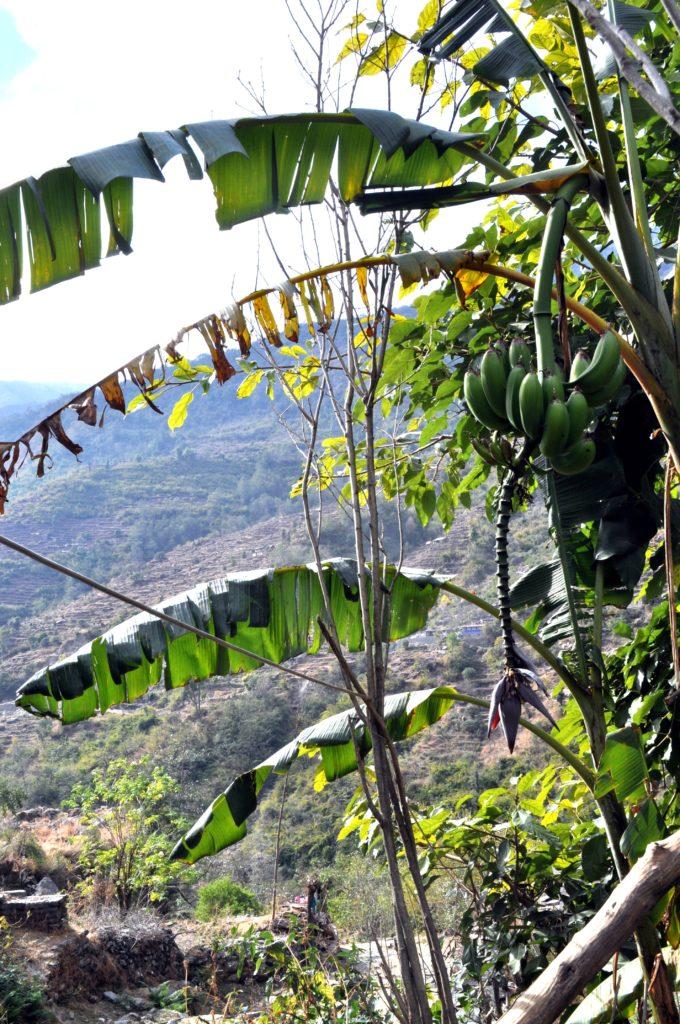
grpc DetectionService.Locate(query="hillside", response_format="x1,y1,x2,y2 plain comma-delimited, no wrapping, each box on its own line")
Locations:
0,370,556,892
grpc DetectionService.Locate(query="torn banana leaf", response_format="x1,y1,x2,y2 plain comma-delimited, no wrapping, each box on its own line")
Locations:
356,163,589,215
0,111,482,305
15,561,441,725
171,684,462,864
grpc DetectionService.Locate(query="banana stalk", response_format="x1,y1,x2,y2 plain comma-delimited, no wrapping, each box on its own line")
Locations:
533,175,589,381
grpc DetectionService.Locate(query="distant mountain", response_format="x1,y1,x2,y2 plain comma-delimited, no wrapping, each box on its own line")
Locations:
0,379,83,408
0,380,84,436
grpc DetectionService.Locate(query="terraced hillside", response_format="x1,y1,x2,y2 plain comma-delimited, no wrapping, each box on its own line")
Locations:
0,372,556,889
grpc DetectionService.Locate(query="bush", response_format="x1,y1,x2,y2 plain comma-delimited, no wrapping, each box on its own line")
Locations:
66,757,193,910
0,923,45,1023
195,877,262,921
0,781,24,816
0,830,46,875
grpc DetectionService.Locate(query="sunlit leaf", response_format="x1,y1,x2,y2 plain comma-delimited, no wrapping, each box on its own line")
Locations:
168,390,194,430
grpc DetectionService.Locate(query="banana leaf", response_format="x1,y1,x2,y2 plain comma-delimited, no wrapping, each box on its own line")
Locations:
170,684,468,864
509,450,654,647
419,0,552,87
594,2,655,82
356,163,589,215
564,948,680,1024
0,111,482,304
15,561,442,725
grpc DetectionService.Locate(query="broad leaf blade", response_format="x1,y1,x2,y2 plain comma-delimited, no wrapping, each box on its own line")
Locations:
593,726,648,801
171,684,460,864
15,562,440,724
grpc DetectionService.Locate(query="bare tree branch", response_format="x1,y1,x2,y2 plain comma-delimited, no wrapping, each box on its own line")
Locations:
568,0,680,137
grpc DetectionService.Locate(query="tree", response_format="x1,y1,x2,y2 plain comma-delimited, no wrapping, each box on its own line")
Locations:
4,1,680,1023
66,757,193,910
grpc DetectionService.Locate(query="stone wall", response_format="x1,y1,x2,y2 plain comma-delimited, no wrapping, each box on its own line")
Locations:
0,890,67,930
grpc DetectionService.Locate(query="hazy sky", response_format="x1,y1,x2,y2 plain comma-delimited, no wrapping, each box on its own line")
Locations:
0,1,483,385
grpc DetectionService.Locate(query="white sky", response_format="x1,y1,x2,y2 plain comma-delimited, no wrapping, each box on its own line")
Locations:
0,0,483,385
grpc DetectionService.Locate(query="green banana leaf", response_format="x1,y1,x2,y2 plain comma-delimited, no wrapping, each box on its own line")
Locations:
0,110,481,304
170,684,468,864
356,163,590,215
15,561,442,725
594,2,656,82
419,0,552,86
564,948,680,1024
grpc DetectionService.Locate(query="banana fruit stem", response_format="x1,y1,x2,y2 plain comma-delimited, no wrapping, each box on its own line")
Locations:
533,176,589,380
496,444,533,668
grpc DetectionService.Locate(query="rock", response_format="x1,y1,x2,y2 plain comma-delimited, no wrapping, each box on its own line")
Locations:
103,991,122,1003
128,996,153,1010
14,806,57,821
34,875,59,895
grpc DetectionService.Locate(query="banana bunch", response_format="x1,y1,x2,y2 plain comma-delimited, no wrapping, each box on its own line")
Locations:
463,331,626,475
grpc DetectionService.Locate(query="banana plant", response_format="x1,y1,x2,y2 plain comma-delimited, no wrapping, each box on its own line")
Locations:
0,109,484,303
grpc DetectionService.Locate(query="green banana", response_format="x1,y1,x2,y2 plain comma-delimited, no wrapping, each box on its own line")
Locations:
573,331,621,396
492,341,511,374
480,348,508,418
539,399,571,459
509,339,531,370
464,371,508,430
585,357,627,406
565,389,590,448
505,364,527,431
551,437,596,475
519,372,545,439
569,350,591,383
541,372,565,406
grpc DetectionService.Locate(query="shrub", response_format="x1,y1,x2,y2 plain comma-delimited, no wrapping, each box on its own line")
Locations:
0,781,24,816
195,877,262,921
66,757,193,910
0,829,46,875
0,921,45,1023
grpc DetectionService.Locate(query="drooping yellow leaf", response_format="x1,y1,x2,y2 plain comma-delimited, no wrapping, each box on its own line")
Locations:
298,281,316,337
410,57,431,91
168,390,194,431
253,294,281,347
278,284,299,342
321,275,334,324
222,303,252,355
356,265,369,309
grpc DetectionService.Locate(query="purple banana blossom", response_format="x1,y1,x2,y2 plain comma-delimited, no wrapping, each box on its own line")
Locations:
487,660,557,753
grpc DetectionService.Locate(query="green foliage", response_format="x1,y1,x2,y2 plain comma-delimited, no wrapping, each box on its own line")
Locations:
0,923,45,1023
325,853,393,939
147,981,188,1012
0,780,24,816
340,763,613,1019
195,876,261,921
252,932,387,1024
65,757,193,910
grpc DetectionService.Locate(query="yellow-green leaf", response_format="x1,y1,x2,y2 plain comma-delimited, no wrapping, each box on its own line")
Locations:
359,33,407,76
168,390,194,431
236,369,265,398
336,31,368,63
417,0,441,37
